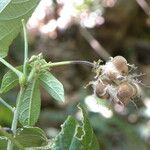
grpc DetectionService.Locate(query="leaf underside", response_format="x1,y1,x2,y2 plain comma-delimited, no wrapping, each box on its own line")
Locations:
0,65,31,94
0,0,40,58
0,0,11,13
39,71,65,102
19,78,41,126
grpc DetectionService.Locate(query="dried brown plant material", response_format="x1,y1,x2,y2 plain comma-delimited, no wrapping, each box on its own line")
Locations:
112,56,128,76
117,82,136,105
95,80,110,99
101,56,128,81
91,55,142,107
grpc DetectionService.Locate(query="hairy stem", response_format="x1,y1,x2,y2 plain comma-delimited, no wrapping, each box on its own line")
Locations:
7,87,24,150
22,19,28,78
0,97,14,112
27,67,36,82
0,58,23,77
42,60,94,68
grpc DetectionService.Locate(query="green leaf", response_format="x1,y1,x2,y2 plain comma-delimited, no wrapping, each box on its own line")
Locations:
51,116,78,150
0,67,20,94
39,71,64,102
0,0,11,13
19,78,41,126
0,127,48,150
0,136,7,149
15,127,48,148
78,104,99,150
0,65,31,94
0,105,13,125
0,0,40,58
51,104,99,150
25,140,51,150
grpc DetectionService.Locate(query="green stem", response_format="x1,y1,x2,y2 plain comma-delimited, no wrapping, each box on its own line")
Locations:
0,97,14,112
7,87,24,150
22,19,28,78
0,58,23,77
27,67,36,82
42,60,94,69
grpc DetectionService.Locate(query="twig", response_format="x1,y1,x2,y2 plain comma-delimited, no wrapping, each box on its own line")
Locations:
136,0,150,16
79,26,111,61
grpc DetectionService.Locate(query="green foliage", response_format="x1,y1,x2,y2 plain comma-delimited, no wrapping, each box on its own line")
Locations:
15,127,48,148
51,116,78,150
0,105,99,150
40,71,65,102
0,65,31,94
0,0,40,58
0,68,18,93
19,79,41,126
1,1,148,150
0,0,11,13
0,1,99,150
0,105,12,125
0,136,7,149
51,104,99,150
0,127,48,149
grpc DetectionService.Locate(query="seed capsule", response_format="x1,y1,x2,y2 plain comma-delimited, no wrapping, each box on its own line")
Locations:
95,80,110,99
112,56,128,76
117,82,136,105
101,56,129,81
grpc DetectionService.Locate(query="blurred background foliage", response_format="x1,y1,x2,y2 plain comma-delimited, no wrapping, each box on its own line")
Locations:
0,0,150,149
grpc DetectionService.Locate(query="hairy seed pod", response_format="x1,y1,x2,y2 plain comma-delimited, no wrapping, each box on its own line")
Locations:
112,56,128,76
95,80,110,99
107,71,119,81
117,82,136,105
130,82,140,98
101,61,120,81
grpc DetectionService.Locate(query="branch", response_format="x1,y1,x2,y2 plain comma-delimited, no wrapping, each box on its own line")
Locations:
79,26,111,61
136,0,150,16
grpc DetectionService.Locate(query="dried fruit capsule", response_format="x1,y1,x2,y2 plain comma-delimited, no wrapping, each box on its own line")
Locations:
112,56,128,76
101,60,120,80
95,80,110,99
130,82,141,98
101,56,129,81
117,82,136,105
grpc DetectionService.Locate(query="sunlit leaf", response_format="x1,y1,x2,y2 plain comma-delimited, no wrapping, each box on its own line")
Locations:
0,0,11,13
51,104,99,150
51,116,78,150
19,79,41,126
0,65,31,94
0,0,40,57
39,71,64,102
